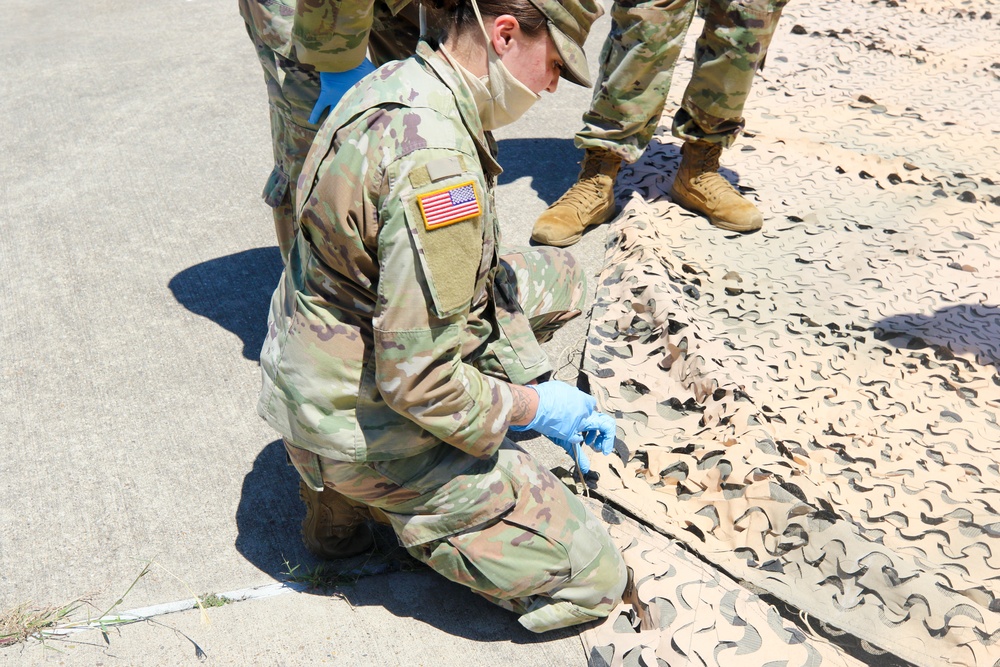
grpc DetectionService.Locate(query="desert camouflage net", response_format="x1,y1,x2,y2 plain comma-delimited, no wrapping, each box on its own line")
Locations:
579,0,1000,665
582,500,870,667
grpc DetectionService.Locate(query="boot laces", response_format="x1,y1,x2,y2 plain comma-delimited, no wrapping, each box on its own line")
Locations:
556,153,618,209
694,170,741,200
687,141,723,173
557,174,605,209
685,142,740,200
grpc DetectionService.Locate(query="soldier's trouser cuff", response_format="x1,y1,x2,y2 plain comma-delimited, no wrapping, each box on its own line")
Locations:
673,0,787,148
671,107,745,149
517,599,608,633
573,135,645,165
575,0,697,164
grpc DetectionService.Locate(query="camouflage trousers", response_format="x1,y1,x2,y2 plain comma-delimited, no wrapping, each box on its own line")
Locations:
243,2,422,262
314,442,628,633
578,0,789,163
285,246,625,631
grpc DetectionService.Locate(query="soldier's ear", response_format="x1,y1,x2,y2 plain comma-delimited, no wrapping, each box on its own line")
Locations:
490,15,519,53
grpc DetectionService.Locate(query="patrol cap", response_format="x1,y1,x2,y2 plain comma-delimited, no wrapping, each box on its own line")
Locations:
525,0,603,87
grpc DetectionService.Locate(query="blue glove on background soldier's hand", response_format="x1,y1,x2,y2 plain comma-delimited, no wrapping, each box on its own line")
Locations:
511,381,617,473
307,59,377,125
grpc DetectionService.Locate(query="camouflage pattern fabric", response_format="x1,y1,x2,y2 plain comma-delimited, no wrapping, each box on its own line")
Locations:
583,501,867,667
577,0,787,163
238,0,413,72
475,247,588,382
319,443,627,632
239,0,422,261
577,0,1000,663
261,43,532,461
242,22,321,260
258,42,624,631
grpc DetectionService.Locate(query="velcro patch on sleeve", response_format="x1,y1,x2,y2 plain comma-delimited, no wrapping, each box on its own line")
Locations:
426,156,464,183
416,181,482,231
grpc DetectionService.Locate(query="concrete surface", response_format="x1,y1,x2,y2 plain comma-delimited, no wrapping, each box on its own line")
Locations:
4,571,585,666
0,0,621,664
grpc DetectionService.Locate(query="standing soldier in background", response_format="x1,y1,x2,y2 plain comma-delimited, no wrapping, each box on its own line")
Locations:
239,0,429,262
531,0,789,246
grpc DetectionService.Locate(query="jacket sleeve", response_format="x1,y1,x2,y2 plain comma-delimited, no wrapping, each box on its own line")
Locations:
291,0,410,71
371,147,514,459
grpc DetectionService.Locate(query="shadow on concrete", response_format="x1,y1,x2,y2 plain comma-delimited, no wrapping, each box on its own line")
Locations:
168,246,283,361
496,137,581,205
337,571,581,645
234,439,312,577
873,304,1000,367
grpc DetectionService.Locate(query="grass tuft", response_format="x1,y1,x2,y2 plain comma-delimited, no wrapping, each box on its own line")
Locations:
0,561,155,649
0,602,80,648
281,532,422,592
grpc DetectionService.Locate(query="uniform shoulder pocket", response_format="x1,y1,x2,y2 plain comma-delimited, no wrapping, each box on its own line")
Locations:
401,167,486,318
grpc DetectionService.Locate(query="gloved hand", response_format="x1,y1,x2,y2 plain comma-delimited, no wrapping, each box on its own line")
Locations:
511,381,617,473
548,412,617,473
307,59,376,125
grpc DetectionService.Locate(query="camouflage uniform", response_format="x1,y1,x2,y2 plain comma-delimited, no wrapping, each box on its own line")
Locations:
258,43,627,632
239,0,422,260
577,0,789,162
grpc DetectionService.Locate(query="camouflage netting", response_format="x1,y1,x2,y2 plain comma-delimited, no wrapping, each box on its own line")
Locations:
583,501,875,667
579,0,1000,665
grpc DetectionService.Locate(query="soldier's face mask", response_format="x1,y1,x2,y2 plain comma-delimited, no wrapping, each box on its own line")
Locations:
466,0,541,131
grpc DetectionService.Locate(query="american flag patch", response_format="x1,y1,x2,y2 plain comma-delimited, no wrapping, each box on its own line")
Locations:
417,180,481,230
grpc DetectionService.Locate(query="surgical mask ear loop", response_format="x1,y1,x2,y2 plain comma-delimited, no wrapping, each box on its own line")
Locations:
468,0,492,51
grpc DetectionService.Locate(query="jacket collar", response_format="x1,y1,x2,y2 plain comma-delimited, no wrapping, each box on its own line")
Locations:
417,41,502,178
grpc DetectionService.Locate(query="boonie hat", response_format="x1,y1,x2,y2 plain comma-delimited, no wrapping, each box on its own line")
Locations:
525,0,603,88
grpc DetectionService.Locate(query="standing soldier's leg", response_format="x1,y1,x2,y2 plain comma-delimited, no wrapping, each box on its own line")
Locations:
244,25,322,262
669,0,788,232
578,0,697,163
532,0,697,247
248,1,424,265
368,0,424,65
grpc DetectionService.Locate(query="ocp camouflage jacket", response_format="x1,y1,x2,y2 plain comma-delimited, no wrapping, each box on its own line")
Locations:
258,42,550,463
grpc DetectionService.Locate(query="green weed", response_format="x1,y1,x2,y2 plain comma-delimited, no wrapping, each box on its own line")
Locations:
198,593,230,609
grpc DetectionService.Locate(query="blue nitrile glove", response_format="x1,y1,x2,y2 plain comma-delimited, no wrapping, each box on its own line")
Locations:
307,59,377,125
549,412,618,473
510,382,617,472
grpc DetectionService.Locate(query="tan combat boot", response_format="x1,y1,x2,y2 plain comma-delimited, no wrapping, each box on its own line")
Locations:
299,481,374,559
670,141,763,232
531,148,622,247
